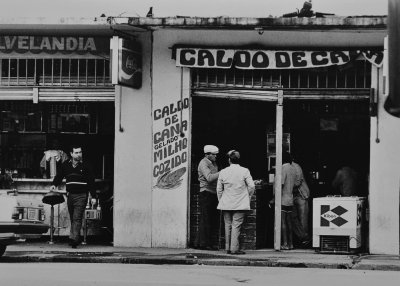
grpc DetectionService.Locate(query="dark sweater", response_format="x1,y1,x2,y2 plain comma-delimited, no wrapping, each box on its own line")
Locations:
52,160,95,197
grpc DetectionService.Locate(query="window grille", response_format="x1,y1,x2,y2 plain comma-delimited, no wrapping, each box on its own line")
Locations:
0,58,111,87
192,60,371,90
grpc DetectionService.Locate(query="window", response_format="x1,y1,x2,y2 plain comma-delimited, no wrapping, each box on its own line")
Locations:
0,58,111,87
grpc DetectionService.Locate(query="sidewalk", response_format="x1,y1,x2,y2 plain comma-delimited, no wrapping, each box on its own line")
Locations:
1,241,400,271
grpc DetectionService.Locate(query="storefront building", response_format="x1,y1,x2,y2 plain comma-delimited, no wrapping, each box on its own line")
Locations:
0,19,115,238
113,16,398,255
1,16,397,255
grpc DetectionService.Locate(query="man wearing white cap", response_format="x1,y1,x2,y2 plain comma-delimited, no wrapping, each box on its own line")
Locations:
196,144,220,250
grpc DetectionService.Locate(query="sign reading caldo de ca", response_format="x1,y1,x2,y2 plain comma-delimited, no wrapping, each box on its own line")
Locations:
175,48,384,69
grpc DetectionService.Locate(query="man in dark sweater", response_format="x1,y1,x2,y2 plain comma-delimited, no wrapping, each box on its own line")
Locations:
51,144,96,248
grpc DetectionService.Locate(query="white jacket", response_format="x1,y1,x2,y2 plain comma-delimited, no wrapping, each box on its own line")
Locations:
217,164,255,210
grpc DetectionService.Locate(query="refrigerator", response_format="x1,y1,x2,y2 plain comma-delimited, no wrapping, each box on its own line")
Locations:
312,196,366,253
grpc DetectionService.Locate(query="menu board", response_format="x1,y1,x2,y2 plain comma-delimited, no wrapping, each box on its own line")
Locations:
0,111,42,132
48,113,97,134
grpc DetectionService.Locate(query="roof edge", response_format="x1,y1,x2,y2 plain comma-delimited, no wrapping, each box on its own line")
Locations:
122,16,387,29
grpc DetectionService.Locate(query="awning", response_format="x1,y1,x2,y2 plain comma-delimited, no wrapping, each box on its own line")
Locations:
0,87,115,102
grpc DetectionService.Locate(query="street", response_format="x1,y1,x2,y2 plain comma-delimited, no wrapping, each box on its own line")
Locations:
0,263,399,286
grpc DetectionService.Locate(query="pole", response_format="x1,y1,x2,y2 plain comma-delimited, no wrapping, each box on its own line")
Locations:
274,90,283,251
49,205,54,244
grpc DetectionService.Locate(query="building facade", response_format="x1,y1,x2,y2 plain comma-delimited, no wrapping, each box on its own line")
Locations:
1,16,398,255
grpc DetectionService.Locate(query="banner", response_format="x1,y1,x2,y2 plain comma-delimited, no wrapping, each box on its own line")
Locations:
175,48,384,70
0,36,109,58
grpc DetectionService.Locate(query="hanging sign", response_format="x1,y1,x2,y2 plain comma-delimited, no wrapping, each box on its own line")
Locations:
110,36,142,88
175,48,384,70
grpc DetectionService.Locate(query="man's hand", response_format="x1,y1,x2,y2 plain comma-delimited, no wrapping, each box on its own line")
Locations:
50,185,56,191
268,199,274,208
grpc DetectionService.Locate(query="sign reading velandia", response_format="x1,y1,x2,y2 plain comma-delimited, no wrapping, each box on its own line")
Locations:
0,36,109,57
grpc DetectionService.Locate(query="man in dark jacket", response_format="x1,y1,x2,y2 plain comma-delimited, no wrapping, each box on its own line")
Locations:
51,144,96,248
196,145,220,250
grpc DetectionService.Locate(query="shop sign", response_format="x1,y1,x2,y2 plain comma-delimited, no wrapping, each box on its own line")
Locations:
175,48,383,69
0,36,109,58
152,98,190,190
111,36,142,89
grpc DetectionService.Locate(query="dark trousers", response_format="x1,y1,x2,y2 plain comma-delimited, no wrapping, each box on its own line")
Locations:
291,194,309,242
197,191,218,247
67,193,87,242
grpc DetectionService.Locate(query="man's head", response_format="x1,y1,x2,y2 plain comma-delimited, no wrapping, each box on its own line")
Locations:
204,145,219,162
227,150,240,164
70,144,83,162
283,152,293,164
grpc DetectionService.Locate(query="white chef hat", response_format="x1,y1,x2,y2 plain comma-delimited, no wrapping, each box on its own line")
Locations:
204,145,219,154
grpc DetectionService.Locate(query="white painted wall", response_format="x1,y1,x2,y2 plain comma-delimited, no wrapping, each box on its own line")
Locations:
151,31,191,248
369,65,400,255
114,32,153,247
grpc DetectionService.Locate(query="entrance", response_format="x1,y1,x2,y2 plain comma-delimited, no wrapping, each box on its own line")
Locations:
190,95,370,250
284,99,370,249
190,96,277,249
284,100,370,198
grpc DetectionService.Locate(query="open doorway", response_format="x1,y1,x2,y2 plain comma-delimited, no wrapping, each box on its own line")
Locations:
190,96,277,249
284,100,370,198
283,99,370,249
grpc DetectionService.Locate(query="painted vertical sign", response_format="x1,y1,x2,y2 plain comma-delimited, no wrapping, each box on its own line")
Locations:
152,97,189,190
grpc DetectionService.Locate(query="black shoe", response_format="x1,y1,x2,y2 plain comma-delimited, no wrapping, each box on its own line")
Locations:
197,246,212,250
230,250,246,255
70,240,79,248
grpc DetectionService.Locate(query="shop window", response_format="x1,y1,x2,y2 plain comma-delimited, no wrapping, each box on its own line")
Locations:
0,58,111,87
47,103,97,134
0,101,114,180
0,102,43,133
191,60,371,90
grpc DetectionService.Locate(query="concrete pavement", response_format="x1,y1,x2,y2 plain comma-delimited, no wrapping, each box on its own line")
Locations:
1,240,400,271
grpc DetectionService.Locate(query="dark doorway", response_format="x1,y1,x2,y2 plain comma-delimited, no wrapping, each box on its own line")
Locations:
190,96,277,249
284,99,370,248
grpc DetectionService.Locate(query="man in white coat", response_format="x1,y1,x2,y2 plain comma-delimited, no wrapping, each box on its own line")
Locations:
217,150,255,255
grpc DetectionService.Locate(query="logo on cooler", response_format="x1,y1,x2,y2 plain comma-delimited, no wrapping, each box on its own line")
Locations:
320,205,348,227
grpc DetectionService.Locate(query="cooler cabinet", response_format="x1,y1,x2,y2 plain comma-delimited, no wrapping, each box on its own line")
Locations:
312,196,365,253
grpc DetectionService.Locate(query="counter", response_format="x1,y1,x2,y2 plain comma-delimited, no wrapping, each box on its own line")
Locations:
2,178,112,240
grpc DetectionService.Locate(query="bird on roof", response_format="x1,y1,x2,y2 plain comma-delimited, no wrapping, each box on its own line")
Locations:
282,0,334,18
146,7,153,18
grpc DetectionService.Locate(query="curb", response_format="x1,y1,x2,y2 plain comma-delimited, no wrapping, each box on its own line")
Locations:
0,254,355,270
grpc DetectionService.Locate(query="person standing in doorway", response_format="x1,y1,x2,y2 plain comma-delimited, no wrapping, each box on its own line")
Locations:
196,144,220,250
291,156,311,247
332,165,358,196
217,150,255,255
50,144,97,248
270,152,297,250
